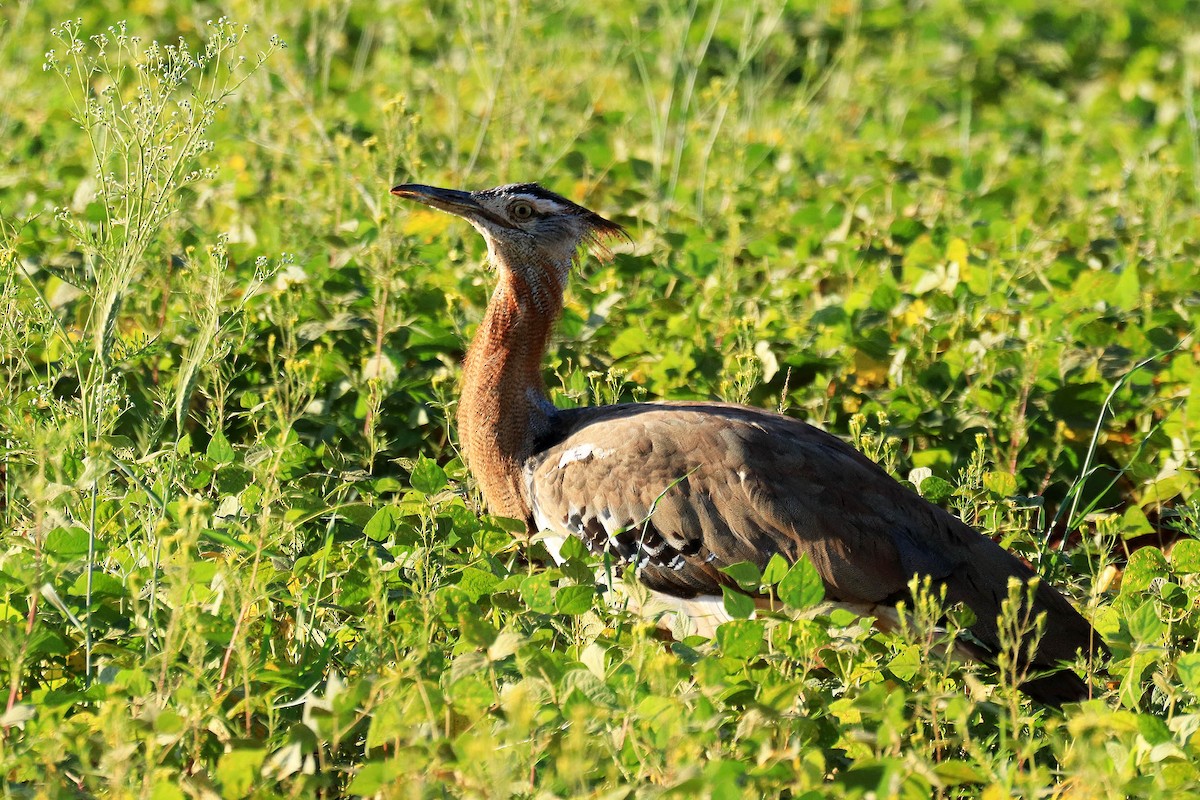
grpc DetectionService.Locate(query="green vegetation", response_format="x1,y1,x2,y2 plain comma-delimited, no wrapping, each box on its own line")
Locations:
2,0,1198,796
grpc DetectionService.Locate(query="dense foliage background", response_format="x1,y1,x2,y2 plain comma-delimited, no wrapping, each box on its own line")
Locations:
2,0,1199,796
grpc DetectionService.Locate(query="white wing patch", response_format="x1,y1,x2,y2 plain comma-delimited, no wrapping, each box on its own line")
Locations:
555,442,613,469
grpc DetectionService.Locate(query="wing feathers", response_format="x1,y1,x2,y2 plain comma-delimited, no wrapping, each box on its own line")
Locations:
525,401,1105,696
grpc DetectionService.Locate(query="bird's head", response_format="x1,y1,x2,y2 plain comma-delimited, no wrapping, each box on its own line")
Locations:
391,182,628,281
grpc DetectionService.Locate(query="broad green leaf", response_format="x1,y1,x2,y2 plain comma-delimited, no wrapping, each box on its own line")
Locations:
916,475,954,502
1171,540,1200,573
486,515,529,534
205,429,235,464
778,556,824,609
1111,264,1140,309
410,456,448,495
560,668,617,708
720,585,755,619
1176,653,1200,695
45,527,90,559
982,471,1017,497
910,449,953,471
365,698,408,750
458,612,498,648
154,710,185,735
1126,601,1165,645
720,561,761,591
69,571,123,598
933,760,986,786
1138,713,1172,746
215,749,265,799
1119,505,1155,539
449,674,495,715
557,534,588,561
363,506,398,538
716,619,764,660
1141,472,1191,507
888,644,922,682
1122,547,1169,594
520,573,555,614
149,781,186,800
346,759,403,795
555,584,595,615
1120,653,1158,710
704,758,749,800
457,567,500,602
761,553,790,586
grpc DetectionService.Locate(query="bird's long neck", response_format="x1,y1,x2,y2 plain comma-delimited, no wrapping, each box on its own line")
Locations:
458,264,565,524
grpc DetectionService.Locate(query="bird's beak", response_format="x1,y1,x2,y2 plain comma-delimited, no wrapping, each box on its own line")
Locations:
390,183,483,216
391,182,518,230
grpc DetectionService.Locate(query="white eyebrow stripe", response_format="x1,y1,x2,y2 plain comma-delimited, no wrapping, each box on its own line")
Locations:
512,194,569,214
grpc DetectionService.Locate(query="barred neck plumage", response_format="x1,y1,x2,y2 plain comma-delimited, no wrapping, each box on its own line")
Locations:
457,261,566,522
389,181,627,522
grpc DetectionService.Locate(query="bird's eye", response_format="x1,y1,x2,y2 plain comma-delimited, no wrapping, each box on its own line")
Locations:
511,202,534,220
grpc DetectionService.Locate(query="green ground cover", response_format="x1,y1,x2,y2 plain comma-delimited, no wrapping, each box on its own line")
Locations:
2,0,1199,796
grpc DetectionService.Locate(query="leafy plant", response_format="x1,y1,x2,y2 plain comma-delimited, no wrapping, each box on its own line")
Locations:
1,2,1198,798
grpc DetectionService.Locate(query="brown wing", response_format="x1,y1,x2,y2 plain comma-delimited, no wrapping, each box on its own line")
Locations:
525,401,1105,700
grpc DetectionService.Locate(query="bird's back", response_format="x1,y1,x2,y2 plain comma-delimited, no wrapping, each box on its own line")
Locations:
525,400,1105,702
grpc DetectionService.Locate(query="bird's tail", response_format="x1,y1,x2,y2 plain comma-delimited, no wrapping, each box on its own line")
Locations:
943,536,1108,705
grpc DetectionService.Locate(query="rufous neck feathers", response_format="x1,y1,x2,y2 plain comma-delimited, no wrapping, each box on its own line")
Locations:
457,261,566,522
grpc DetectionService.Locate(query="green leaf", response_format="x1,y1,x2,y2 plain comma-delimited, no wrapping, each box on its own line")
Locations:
1120,653,1158,710
715,619,764,660
449,674,495,715
486,514,528,534
365,699,408,750
215,748,266,799
1176,653,1200,695
1171,540,1200,573
1141,472,1191,507
45,527,90,559
557,534,589,561
206,429,235,465
459,612,498,648
346,759,403,795
410,456,448,495
1111,264,1140,309
1122,547,1169,594
364,506,398,539
69,571,123,598
721,585,755,619
201,528,255,553
555,584,595,615
761,553,790,586
720,561,761,591
457,567,500,602
888,644,922,682
149,782,185,800
910,448,953,471
1120,505,1155,539
154,710,185,735
1126,601,1165,644
916,475,954,502
560,668,617,708
932,760,986,786
778,556,824,609
704,758,749,800
1138,713,1172,746
520,573,555,613
982,471,1017,497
